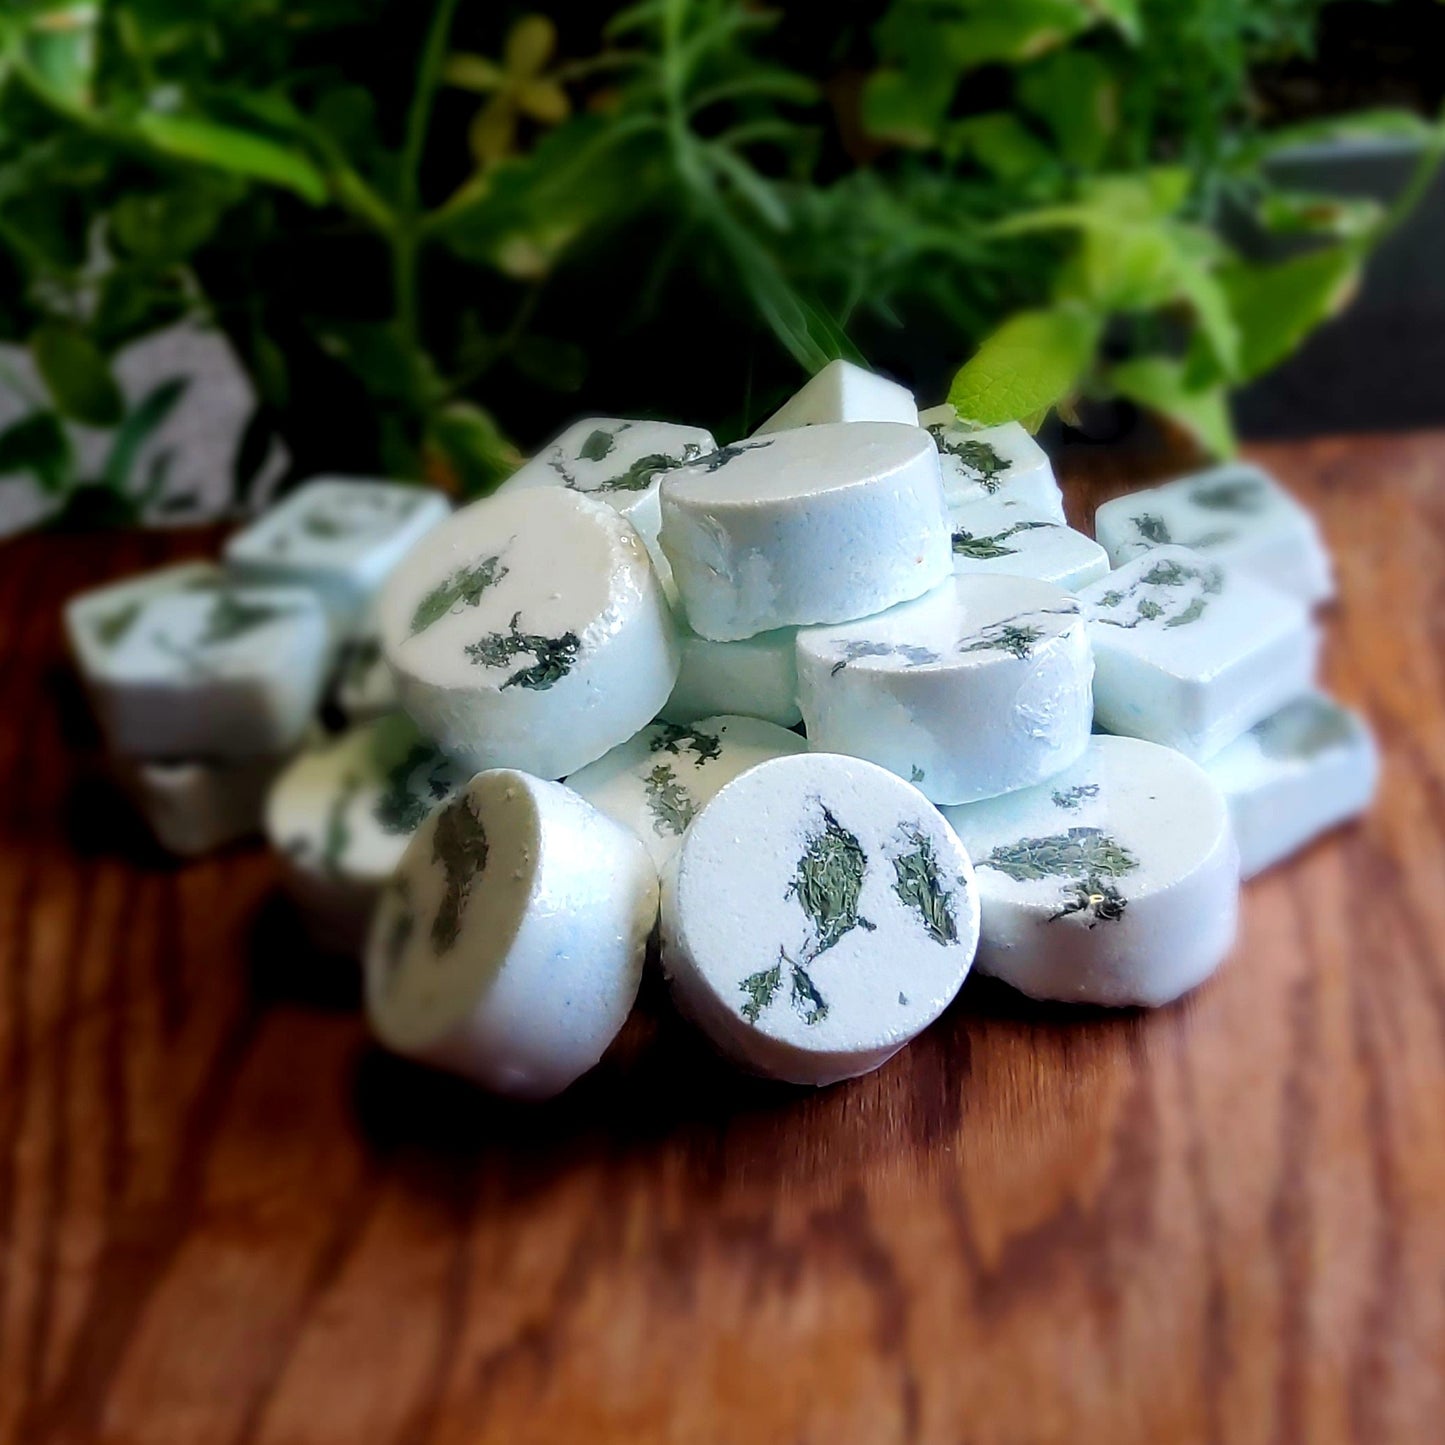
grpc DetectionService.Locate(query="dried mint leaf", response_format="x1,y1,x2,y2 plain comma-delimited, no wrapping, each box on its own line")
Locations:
300,508,351,539
643,762,695,837
322,773,362,874
890,826,959,946
199,591,295,646
92,599,143,649
373,741,451,836
1164,597,1208,629
692,439,773,472
594,444,704,493
430,793,489,953
1134,513,1173,545
1254,697,1355,761
789,959,829,1025
982,826,1139,883
381,881,414,985
960,620,1046,661
1048,876,1128,926
739,961,782,1023
409,554,509,637
1190,478,1265,513
787,806,874,956
1052,783,1100,811
465,611,581,690
578,428,616,463
831,640,940,675
951,520,1052,559
649,721,722,764
927,427,1011,490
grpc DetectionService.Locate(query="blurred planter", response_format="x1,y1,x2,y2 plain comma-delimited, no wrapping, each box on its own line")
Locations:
1232,136,1445,437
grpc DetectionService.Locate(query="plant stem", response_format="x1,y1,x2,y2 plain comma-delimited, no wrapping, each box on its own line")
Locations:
395,0,461,349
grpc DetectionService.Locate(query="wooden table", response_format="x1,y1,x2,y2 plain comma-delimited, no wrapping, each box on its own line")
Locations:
2,433,1443,1445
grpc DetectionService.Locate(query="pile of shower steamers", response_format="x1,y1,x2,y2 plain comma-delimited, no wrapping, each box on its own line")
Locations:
63,361,1378,1096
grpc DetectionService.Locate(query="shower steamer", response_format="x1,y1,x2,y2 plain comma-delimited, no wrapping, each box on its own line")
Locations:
497,416,715,566
266,715,471,949
660,753,979,1086
660,615,802,728
658,422,951,640
753,359,918,433
225,477,451,636
942,735,1240,1008
366,771,657,1099
566,715,807,869
378,488,679,778
919,405,1067,523
1093,463,1333,605
1204,692,1378,877
1080,546,1319,760
796,576,1093,804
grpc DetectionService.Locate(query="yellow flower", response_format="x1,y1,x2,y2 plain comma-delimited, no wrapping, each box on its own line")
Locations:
444,15,571,169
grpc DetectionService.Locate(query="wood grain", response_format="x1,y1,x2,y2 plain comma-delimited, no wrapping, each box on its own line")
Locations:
2,434,1444,1445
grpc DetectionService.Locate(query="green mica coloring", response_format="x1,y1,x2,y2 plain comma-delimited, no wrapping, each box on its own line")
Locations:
465,611,581,690
430,793,489,953
409,554,509,637
643,762,695,837
951,520,1052,559
890,827,959,946
649,721,722,765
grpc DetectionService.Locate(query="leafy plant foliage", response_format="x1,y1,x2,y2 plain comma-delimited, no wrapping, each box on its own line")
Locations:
0,0,1435,523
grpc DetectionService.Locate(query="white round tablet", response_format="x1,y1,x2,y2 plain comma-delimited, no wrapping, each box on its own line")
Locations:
796,575,1093,804
565,715,807,870
378,488,679,779
942,735,1240,1008
366,770,657,1099
657,422,951,641
661,753,979,1086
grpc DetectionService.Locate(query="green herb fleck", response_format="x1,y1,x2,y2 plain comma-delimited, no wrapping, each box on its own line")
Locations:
1253,697,1356,761
465,611,581,690
198,591,295,646
1165,597,1208,629
1048,877,1129,926
787,806,874,957
649,722,722,764
909,765,925,784
982,826,1139,883
1190,478,1266,513
409,554,509,637
643,762,695,837
739,961,782,1023
381,880,414,986
578,428,617,463
430,793,489,953
300,509,352,539
1052,783,1100,811
92,599,143,649
594,445,704,493
789,957,829,1025
928,428,1011,491
951,519,1052,559
831,640,939,676
322,773,362,874
1134,513,1173,545
890,826,959,946
693,439,773,472
373,742,453,836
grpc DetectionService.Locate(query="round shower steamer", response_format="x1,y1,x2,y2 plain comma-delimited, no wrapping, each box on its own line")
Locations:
565,715,807,870
660,753,980,1086
378,488,679,778
657,422,951,641
366,770,658,1099
796,575,1093,804
942,735,1240,1008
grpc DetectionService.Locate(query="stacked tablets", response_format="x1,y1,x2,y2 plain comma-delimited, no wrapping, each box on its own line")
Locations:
64,358,1375,1099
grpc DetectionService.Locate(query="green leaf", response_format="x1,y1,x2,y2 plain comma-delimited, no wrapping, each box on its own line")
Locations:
1017,52,1116,170
32,323,123,427
1109,356,1235,458
948,114,1056,181
947,305,1101,427
427,402,519,497
940,0,1094,69
860,67,953,149
1218,246,1362,382
100,376,188,494
0,410,71,493
21,7,98,109
133,114,328,204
